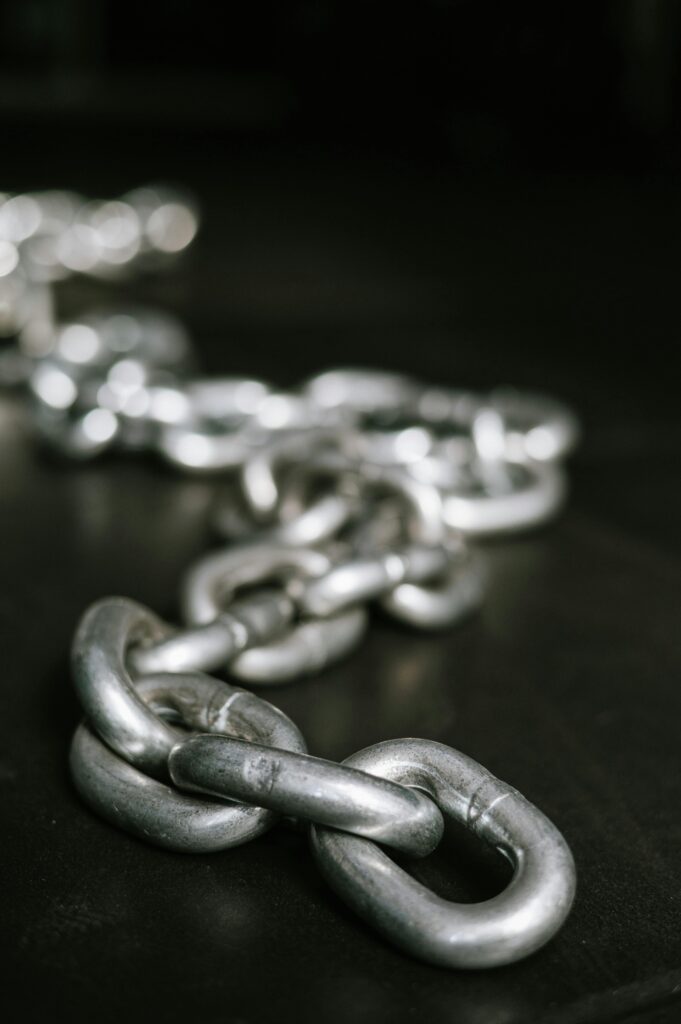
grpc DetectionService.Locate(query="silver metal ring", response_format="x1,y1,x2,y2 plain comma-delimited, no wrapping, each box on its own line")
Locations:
182,543,368,684
240,428,344,519
129,589,294,676
299,451,449,546
182,543,332,626
441,462,567,537
380,550,485,629
311,738,576,968
229,608,368,685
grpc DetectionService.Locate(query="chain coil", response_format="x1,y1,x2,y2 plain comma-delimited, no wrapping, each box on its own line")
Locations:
1,184,579,968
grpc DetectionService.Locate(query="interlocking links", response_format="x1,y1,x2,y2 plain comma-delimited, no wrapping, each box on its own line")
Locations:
159,392,347,473
69,624,576,961
240,445,449,546
29,308,193,458
440,461,567,537
168,735,443,857
72,593,307,771
1,185,197,393
211,445,486,632
380,545,484,629
70,672,307,852
295,543,451,617
240,428,347,520
182,544,331,625
311,739,576,969
129,589,294,675
302,371,577,536
302,370,579,465
4,178,581,967
178,534,479,681
0,185,198,284
227,610,367,683
182,542,369,683
157,377,275,473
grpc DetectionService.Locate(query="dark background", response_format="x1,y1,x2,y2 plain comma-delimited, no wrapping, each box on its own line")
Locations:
1,3,681,1023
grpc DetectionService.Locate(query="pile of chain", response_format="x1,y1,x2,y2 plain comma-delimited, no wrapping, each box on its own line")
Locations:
0,184,197,386
1,185,578,969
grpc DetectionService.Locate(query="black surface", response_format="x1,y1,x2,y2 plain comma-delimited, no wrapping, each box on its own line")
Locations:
2,150,681,1023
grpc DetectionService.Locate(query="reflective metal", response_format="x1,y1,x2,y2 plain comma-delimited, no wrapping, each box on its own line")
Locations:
381,548,485,629
229,607,368,684
411,384,579,464
181,542,369,683
270,491,357,546
185,377,270,420
157,377,273,471
71,673,306,852
489,388,580,462
1,184,199,283
29,307,193,458
296,544,451,617
72,597,181,775
159,421,261,471
292,450,449,545
311,738,576,968
303,368,419,413
129,589,294,675
442,461,566,536
2,179,582,965
240,428,344,519
182,543,332,626
169,734,444,856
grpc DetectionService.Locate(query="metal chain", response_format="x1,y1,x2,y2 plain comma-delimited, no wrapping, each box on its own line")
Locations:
1,186,578,969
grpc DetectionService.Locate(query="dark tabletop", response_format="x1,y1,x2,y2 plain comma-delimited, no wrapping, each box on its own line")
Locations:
1,144,680,1024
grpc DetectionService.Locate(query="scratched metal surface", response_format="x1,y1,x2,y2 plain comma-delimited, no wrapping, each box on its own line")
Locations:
1,146,680,1023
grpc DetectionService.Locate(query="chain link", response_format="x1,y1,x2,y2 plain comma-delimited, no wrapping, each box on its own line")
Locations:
2,185,578,968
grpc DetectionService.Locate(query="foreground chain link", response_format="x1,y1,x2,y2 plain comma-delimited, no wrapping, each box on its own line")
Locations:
70,597,576,968
2,184,578,968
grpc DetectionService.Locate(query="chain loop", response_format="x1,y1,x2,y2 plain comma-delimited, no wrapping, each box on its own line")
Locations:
311,738,576,968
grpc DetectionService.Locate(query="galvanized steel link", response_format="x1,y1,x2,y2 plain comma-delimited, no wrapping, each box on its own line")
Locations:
311,738,576,969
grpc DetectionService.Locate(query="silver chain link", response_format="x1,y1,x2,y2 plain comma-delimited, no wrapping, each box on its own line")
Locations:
2,186,578,969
